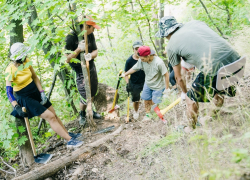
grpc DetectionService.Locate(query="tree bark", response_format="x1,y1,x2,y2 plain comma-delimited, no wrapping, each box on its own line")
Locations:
13,125,124,180
26,2,77,114
9,16,34,168
153,0,166,62
15,118,35,168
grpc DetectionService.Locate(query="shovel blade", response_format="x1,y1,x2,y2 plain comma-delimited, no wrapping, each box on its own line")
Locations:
34,153,53,164
108,105,120,113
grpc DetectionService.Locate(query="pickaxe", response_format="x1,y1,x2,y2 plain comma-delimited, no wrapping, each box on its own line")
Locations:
108,70,123,113
152,97,181,123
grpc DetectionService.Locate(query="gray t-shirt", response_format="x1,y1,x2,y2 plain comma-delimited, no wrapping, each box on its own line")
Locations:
167,20,240,76
132,56,168,90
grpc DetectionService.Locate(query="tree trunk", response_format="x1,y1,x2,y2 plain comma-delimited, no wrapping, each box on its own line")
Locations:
153,0,166,62
26,3,77,114
15,118,35,167
93,83,119,118
9,17,34,168
130,1,144,43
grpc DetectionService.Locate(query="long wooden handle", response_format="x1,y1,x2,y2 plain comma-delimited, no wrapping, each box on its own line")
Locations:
22,107,37,156
111,89,118,109
111,70,123,109
160,97,181,115
84,20,91,89
126,97,130,123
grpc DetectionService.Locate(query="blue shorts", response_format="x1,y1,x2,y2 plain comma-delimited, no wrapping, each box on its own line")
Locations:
141,83,165,104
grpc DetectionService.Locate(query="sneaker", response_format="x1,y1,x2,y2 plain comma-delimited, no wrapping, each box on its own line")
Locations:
93,111,102,119
133,111,139,120
67,137,84,149
142,113,151,121
68,132,83,139
79,111,87,126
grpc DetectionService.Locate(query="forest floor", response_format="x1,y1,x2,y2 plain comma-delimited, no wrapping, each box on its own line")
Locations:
2,29,250,180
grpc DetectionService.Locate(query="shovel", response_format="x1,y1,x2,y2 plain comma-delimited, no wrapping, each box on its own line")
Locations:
152,97,181,123
108,70,123,113
22,107,53,164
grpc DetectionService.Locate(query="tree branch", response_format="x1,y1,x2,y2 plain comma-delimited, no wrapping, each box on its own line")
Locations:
198,0,226,38
0,156,16,177
208,0,226,10
130,1,144,43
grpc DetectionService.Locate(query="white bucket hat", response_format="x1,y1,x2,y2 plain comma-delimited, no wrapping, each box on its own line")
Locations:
10,42,31,61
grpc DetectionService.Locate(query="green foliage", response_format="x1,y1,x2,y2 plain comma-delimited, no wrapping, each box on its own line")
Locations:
187,0,250,35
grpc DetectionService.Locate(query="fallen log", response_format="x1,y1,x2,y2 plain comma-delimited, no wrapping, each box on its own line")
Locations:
13,125,124,180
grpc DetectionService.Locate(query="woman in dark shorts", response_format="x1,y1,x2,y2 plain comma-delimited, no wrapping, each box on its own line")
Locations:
5,42,83,149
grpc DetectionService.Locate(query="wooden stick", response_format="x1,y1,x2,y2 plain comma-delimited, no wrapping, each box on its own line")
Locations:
84,21,91,89
22,107,37,156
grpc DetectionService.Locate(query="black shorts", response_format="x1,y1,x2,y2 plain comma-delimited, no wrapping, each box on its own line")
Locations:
169,70,176,86
11,81,52,119
187,72,236,102
128,81,144,102
76,63,98,104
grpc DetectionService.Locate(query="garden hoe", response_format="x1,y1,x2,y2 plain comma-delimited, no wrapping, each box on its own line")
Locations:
108,70,123,113
125,75,131,123
23,107,53,164
152,97,182,123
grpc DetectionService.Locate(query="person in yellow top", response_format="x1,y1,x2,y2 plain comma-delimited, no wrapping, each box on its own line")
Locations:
5,42,83,149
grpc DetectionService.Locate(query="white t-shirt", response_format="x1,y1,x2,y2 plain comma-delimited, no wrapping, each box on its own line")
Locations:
181,60,195,69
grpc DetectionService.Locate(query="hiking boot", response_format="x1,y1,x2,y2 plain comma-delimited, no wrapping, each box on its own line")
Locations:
133,111,139,120
93,111,101,119
67,137,84,149
79,111,87,126
68,132,83,139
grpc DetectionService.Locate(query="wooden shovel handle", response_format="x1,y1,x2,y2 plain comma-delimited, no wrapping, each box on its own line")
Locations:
84,19,91,89
22,107,37,156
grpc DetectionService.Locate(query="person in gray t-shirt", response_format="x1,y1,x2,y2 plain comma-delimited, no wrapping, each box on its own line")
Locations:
121,46,169,121
156,16,240,132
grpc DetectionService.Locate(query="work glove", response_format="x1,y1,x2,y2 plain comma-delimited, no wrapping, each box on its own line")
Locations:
163,88,171,94
40,91,48,105
181,92,187,100
14,104,28,118
126,84,131,93
78,40,85,52
84,53,92,61
119,73,125,78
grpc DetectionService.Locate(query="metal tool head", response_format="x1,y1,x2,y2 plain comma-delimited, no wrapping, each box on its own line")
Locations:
152,104,167,123
108,105,120,113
